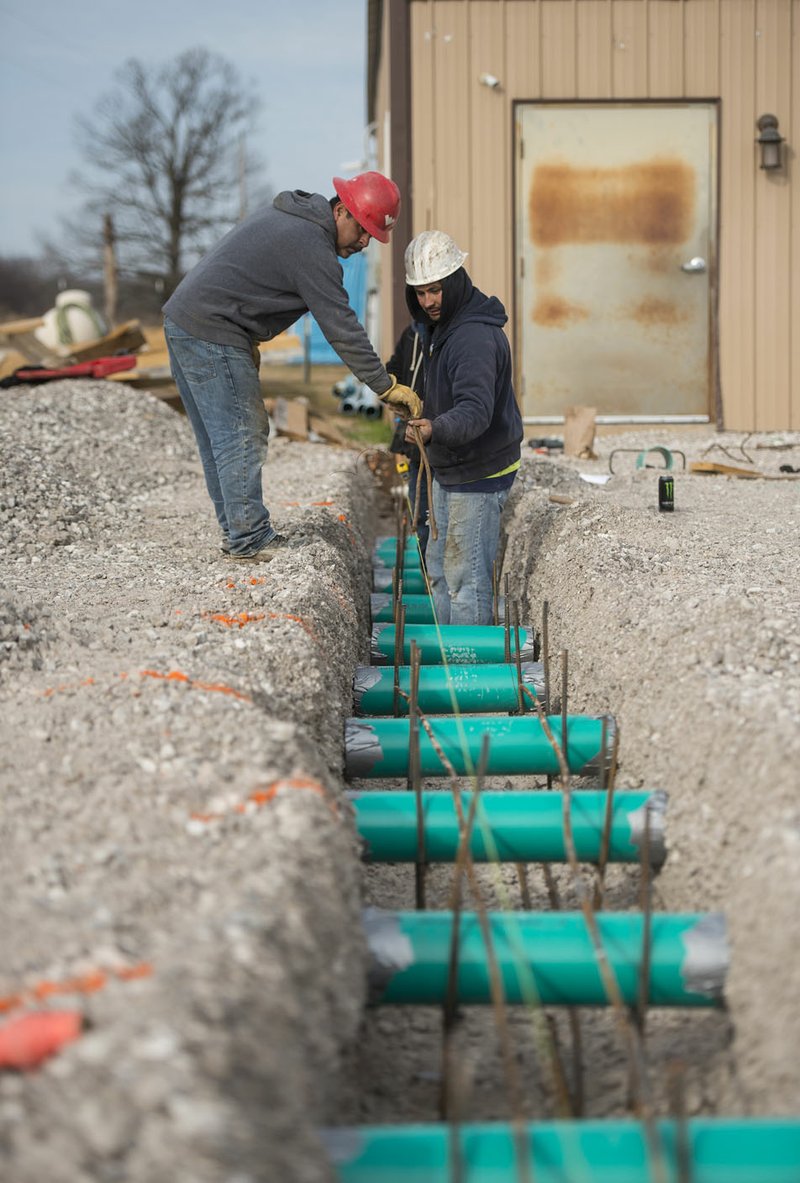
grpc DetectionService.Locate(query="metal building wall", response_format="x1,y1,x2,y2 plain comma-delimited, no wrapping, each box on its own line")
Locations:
374,0,798,430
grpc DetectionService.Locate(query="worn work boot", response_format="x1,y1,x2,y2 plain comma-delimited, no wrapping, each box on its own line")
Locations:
227,534,287,563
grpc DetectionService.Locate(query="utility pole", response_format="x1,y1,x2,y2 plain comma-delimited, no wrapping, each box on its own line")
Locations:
103,212,118,329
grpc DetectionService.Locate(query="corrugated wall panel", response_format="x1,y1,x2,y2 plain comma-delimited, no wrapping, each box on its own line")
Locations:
648,0,685,98
719,0,757,428
793,0,800,428
411,1,436,232
394,0,796,428
430,1,473,245
542,0,578,97
612,0,649,97
577,0,613,98
505,0,542,97
376,11,394,357
469,1,511,302
754,0,792,429
684,0,721,94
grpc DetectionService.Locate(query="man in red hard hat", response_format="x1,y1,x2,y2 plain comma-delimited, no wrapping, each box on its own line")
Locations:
164,171,419,561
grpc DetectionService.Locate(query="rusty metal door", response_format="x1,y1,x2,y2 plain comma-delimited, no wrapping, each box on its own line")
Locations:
514,103,717,421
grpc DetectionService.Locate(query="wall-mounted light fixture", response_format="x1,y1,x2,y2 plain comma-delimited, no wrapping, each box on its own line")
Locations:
479,72,501,90
756,114,785,171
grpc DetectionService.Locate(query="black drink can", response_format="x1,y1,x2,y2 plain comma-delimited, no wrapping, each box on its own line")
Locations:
658,474,675,512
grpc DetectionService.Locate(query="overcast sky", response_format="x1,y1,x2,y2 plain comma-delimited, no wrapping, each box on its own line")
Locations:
0,0,370,256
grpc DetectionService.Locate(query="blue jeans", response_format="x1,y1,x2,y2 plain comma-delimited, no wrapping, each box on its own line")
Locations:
425,481,511,625
164,317,276,556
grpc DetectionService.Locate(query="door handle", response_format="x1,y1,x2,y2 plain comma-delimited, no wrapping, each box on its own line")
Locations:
681,256,707,273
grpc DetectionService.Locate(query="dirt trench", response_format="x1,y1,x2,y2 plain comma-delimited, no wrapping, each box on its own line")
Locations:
336,430,800,1132
2,384,798,1182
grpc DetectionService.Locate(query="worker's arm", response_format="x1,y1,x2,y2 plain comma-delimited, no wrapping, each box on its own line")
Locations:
295,256,393,394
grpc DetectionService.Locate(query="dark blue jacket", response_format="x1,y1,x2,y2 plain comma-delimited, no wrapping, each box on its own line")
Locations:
423,287,523,486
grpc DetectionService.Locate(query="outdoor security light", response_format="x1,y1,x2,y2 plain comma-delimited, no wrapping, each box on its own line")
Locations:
756,114,785,171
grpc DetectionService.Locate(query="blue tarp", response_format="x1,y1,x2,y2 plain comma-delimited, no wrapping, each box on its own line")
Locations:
291,251,368,365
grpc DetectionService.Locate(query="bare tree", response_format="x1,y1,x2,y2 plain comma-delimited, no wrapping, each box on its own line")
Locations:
50,48,267,298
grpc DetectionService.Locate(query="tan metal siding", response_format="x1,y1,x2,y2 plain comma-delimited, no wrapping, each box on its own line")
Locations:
793,0,800,429
649,0,685,98
719,1,757,427
469,2,512,303
381,0,799,429
684,0,721,94
542,2,577,98
611,1,649,96
577,1,613,98
754,0,792,429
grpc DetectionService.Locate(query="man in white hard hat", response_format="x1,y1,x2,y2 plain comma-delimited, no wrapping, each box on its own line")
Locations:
404,230,523,625
163,172,420,561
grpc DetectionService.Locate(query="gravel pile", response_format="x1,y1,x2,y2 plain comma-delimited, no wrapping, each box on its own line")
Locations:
0,380,379,1183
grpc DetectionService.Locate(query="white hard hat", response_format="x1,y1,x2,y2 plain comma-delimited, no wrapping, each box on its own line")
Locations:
405,230,468,286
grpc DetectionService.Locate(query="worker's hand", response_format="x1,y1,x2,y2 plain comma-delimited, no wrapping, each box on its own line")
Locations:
380,377,422,421
405,417,432,445
251,342,262,370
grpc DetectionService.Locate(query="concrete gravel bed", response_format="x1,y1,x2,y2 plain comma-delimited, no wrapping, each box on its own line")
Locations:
1,381,378,1182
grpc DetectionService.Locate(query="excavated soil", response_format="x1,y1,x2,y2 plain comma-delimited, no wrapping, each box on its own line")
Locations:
1,382,799,1181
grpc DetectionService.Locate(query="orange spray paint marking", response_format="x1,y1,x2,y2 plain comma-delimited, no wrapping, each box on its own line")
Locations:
41,677,96,698
0,1011,83,1070
206,611,266,629
0,963,153,1016
190,776,339,826
269,612,319,643
139,670,252,703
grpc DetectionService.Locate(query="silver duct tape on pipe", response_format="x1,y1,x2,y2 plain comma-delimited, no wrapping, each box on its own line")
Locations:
352,666,382,714
372,566,393,591
363,906,414,1004
681,913,729,1002
576,716,618,776
627,788,668,868
520,662,545,700
344,720,383,778
370,593,392,617
370,622,392,664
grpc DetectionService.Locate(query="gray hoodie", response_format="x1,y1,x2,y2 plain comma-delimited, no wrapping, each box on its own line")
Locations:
163,190,391,393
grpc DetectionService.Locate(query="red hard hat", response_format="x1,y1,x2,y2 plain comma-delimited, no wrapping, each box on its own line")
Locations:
333,172,401,244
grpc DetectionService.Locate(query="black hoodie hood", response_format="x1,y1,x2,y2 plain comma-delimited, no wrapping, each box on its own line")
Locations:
405,266,476,331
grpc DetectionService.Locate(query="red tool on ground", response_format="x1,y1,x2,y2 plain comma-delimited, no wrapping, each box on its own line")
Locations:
0,356,137,387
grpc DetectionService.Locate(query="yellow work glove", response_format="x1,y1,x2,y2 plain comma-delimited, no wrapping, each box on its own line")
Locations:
380,376,422,421
251,342,262,370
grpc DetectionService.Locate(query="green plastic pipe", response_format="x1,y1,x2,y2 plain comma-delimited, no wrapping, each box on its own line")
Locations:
373,565,427,594
345,715,615,779
364,908,727,1007
348,789,667,867
373,537,423,568
322,1118,800,1183
370,593,506,626
370,623,536,665
354,662,543,716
